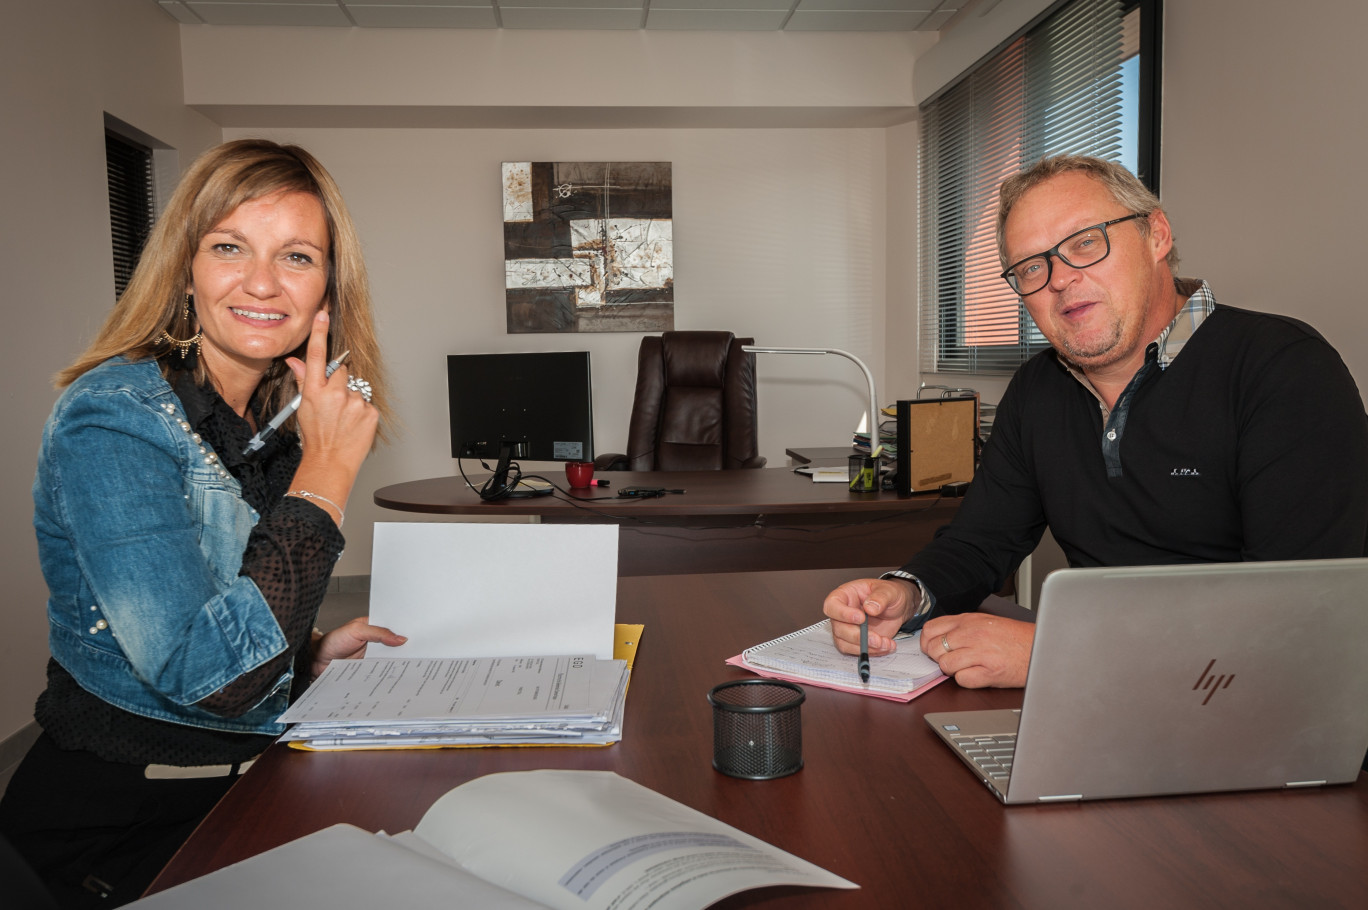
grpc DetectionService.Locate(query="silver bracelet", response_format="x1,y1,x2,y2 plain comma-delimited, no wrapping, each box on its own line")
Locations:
286,490,344,527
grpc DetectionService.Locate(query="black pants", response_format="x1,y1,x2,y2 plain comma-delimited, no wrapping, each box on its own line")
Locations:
0,733,239,908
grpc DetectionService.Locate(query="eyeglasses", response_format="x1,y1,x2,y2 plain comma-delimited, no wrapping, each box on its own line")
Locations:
1000,212,1150,296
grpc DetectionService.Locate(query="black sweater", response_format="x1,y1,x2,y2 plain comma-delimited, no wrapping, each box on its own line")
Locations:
903,305,1368,614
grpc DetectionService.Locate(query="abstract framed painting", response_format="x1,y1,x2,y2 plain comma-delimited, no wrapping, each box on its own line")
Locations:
502,161,673,334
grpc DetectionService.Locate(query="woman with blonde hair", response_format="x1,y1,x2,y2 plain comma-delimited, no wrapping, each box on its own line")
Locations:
0,138,403,907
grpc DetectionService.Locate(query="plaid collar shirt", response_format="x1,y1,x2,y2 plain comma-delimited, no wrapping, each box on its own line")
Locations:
1062,278,1217,419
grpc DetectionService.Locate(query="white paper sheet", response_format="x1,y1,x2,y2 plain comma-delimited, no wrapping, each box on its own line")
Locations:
278,656,624,724
367,522,618,660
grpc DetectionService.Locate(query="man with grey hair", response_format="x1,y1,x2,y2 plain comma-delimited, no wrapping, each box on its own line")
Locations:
824,155,1368,689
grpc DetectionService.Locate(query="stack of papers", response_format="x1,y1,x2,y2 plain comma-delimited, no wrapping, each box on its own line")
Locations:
279,655,629,749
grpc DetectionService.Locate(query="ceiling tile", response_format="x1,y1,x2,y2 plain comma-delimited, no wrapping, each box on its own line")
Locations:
347,5,500,27
497,0,643,8
646,9,791,30
184,3,354,26
786,10,932,30
157,1,206,23
151,0,963,30
346,1,494,5
919,8,958,29
798,1,936,9
652,0,791,9
499,7,643,28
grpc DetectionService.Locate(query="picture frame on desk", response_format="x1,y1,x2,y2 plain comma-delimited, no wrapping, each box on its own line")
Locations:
894,397,978,495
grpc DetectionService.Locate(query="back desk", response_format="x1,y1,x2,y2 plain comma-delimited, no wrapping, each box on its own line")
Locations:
149,567,1368,909
374,467,962,575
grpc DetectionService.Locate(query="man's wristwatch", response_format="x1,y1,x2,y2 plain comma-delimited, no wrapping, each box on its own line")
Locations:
880,570,935,633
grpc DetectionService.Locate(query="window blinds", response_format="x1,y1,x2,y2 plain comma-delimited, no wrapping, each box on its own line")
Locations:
106,131,155,300
918,0,1128,374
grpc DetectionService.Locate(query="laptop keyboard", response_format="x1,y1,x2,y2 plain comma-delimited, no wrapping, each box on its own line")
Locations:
952,733,1016,786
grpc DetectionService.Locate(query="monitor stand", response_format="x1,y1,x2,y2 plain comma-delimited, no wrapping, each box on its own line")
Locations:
487,440,552,500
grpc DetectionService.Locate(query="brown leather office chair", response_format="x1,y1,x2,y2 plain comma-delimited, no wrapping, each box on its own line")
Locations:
597,331,766,471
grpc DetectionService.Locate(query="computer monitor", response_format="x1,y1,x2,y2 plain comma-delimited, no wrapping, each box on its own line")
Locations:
447,351,594,496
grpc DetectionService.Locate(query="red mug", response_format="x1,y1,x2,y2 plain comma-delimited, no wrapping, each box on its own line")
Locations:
565,461,594,488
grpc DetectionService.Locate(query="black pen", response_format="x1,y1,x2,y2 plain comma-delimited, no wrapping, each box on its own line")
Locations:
858,619,871,684
242,350,349,456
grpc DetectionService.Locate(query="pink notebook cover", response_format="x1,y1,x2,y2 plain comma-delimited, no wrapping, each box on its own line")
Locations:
724,653,949,703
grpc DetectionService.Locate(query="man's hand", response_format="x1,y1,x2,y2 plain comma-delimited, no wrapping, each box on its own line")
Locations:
822,577,919,657
920,613,1034,688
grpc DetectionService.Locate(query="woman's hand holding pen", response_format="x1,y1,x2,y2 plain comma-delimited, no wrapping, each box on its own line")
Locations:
284,311,379,527
823,577,919,657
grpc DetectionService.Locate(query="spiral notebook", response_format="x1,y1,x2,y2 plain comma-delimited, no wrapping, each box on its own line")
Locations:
726,619,947,702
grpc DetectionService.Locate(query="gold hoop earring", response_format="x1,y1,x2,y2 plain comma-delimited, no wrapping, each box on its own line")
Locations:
160,293,202,364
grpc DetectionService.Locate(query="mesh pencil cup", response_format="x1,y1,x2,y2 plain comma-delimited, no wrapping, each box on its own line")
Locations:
707,679,805,779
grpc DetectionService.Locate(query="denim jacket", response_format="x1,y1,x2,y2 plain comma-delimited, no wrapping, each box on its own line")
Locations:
34,357,293,734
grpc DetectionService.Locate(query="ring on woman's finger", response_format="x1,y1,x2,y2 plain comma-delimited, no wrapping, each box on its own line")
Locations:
346,376,373,403
941,634,953,653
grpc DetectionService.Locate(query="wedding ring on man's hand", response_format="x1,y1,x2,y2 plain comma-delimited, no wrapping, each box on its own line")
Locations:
346,376,373,403
941,634,953,653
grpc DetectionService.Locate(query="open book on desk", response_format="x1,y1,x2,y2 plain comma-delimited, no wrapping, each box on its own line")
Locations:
728,619,947,702
129,770,856,910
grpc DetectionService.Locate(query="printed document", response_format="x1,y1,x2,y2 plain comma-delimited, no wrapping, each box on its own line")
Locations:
278,656,628,748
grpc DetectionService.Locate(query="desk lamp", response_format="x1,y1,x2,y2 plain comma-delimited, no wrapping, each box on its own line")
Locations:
741,346,883,472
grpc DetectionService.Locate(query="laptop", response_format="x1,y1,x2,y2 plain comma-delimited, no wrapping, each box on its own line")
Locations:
925,558,1368,804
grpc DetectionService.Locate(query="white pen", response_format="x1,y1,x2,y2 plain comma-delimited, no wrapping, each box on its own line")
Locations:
242,350,349,455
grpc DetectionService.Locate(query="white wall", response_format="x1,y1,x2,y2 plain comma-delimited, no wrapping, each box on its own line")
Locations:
0,0,221,740
1161,2,1368,390
884,119,922,397
180,26,925,120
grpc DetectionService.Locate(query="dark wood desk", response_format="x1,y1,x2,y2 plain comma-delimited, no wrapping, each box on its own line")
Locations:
151,568,1368,909
375,468,959,576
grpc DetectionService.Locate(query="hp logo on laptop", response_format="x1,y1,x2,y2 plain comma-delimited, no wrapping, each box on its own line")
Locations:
1193,659,1235,705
